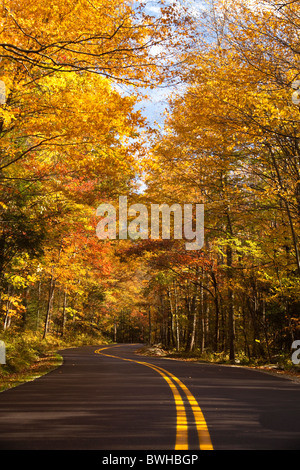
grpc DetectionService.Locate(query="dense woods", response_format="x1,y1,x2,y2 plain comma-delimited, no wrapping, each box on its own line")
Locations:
0,0,299,372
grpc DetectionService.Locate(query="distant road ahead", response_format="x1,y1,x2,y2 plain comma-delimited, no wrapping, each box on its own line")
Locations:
0,344,300,450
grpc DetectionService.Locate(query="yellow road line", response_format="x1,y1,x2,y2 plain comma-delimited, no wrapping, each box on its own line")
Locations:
146,363,213,451
95,347,188,449
94,346,213,450
138,361,188,450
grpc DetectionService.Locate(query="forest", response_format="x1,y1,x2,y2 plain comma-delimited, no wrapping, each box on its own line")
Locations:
0,0,299,377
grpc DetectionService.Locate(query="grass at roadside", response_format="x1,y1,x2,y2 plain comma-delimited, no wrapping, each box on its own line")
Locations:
0,352,63,392
0,331,110,392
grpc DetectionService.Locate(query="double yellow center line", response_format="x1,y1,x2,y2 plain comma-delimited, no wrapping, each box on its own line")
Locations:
94,346,213,451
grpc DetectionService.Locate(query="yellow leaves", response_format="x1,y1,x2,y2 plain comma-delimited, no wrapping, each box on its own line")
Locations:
0,61,142,197
0,0,175,89
30,71,141,149
1,293,26,317
6,273,36,289
0,108,15,126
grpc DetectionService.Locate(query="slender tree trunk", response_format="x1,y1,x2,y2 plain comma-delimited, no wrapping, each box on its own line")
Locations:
148,305,152,345
114,320,117,342
3,285,13,330
211,270,220,352
62,290,67,337
167,286,176,349
36,279,41,333
261,298,272,362
189,301,197,352
174,282,180,351
227,243,235,362
21,286,30,329
43,275,56,339
199,277,205,353
242,307,251,361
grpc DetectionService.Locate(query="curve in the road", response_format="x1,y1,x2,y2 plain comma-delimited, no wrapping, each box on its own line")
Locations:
95,345,213,451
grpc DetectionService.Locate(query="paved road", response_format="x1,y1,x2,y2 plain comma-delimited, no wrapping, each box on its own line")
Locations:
0,343,300,450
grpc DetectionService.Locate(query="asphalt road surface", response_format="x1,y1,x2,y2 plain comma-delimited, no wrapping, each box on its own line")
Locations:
0,343,300,450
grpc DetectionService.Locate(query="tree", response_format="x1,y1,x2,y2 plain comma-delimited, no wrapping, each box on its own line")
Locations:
0,0,184,84
137,0,300,359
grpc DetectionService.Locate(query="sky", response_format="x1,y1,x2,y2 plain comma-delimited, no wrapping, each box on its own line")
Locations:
130,0,207,127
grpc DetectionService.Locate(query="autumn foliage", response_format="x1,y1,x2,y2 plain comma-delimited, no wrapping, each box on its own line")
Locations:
0,0,299,367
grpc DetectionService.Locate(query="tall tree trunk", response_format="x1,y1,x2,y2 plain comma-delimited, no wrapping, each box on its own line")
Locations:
227,243,235,362
189,300,197,352
167,286,176,349
43,275,56,339
3,286,13,330
211,270,220,352
199,276,205,353
174,281,180,351
36,279,41,333
22,286,30,329
148,305,152,345
61,290,67,337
